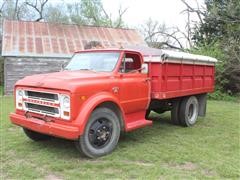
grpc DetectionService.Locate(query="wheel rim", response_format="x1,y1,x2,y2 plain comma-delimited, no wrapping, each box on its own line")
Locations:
188,104,194,119
187,103,197,124
88,118,113,149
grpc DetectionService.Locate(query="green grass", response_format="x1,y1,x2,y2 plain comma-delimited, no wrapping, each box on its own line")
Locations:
1,96,240,179
0,86,3,96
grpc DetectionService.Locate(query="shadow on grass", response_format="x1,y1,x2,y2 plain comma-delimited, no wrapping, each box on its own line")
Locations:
24,113,176,159
148,112,173,124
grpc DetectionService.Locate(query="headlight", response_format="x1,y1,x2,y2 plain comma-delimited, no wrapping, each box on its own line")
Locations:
16,89,24,110
63,96,70,108
60,94,70,120
18,90,24,96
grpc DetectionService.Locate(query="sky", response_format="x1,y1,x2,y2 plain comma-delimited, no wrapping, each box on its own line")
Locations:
102,0,205,30
56,0,205,30
54,0,205,48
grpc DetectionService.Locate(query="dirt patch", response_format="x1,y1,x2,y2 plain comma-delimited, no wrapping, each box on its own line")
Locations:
79,159,105,164
79,159,152,167
122,160,154,167
203,169,218,177
168,162,198,171
45,174,63,180
0,172,7,180
8,127,19,131
103,168,123,174
178,162,198,170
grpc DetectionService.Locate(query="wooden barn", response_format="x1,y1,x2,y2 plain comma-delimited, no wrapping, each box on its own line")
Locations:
1,19,146,95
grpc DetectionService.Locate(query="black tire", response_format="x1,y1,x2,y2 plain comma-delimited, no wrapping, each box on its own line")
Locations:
179,96,199,127
171,100,180,125
23,128,52,141
75,107,121,158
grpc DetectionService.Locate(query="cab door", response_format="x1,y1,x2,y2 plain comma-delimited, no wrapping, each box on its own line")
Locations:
118,52,150,113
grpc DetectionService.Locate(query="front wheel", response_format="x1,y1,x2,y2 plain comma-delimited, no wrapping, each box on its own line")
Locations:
75,107,121,158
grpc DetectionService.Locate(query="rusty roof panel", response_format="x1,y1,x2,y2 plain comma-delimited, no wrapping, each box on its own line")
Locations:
2,20,146,58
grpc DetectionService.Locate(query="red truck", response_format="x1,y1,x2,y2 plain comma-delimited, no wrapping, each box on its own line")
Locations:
10,47,217,158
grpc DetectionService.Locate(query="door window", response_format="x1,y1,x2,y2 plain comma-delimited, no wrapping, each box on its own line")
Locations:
119,53,142,73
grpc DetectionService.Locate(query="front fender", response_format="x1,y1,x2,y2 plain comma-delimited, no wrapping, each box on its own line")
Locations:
73,92,124,136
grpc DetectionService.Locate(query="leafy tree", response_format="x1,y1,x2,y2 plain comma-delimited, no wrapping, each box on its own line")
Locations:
139,0,239,95
66,0,127,28
193,0,240,94
44,4,69,23
0,0,127,28
193,0,240,44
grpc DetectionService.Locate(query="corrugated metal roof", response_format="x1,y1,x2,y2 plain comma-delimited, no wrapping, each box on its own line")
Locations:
1,20,146,58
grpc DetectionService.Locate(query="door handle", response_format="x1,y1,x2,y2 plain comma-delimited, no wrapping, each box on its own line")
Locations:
143,78,151,82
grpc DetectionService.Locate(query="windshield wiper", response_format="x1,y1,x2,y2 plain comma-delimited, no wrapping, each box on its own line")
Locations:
79,68,97,72
63,68,97,72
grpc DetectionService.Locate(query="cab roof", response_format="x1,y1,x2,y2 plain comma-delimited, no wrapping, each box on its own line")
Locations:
75,46,217,63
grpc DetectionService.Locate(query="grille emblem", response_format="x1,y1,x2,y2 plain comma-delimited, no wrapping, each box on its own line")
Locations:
112,87,119,94
23,98,59,107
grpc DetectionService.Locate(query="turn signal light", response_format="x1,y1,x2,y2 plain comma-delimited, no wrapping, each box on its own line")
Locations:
63,111,70,117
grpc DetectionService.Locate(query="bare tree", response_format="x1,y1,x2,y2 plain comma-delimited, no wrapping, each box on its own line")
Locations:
139,0,207,51
113,6,128,28
0,0,20,20
139,18,185,51
13,0,19,19
1,0,127,27
180,0,207,48
0,0,6,18
180,0,205,25
25,0,48,21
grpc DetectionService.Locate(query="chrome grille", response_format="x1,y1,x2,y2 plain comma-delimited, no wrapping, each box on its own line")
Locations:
25,103,59,115
23,90,60,117
25,90,58,101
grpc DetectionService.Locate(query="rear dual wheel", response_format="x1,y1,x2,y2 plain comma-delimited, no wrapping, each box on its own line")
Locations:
171,100,180,125
75,107,120,158
171,96,199,127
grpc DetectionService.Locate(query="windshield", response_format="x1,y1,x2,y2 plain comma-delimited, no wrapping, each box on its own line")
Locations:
65,52,120,72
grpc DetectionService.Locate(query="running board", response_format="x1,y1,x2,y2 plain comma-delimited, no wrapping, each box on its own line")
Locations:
124,110,153,132
125,119,152,132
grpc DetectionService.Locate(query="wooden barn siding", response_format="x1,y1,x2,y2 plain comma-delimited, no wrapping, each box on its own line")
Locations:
4,57,70,95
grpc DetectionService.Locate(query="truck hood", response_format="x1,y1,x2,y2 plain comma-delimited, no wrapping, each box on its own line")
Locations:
16,70,111,92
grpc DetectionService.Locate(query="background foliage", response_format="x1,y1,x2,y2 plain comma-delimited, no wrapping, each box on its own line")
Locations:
193,0,240,96
0,0,126,28
140,0,240,98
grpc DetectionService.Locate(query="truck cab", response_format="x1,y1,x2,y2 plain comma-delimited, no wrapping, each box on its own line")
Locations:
10,49,152,158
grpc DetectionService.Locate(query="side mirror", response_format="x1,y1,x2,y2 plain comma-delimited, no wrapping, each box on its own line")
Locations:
141,63,149,74
61,62,68,71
